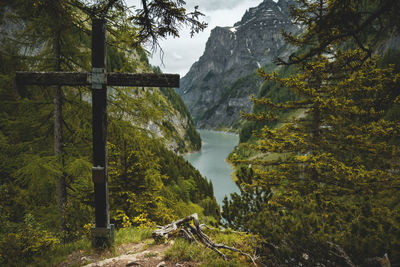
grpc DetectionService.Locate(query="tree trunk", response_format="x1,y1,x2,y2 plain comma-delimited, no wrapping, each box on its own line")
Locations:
53,29,67,233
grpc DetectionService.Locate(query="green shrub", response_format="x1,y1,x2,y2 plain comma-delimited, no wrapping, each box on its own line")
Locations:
0,214,59,266
164,231,256,266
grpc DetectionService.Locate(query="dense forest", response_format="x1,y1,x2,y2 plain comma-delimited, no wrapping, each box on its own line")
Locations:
0,0,218,265
1,0,400,266
223,0,400,266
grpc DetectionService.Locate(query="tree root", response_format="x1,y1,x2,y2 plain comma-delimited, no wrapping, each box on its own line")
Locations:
152,213,258,265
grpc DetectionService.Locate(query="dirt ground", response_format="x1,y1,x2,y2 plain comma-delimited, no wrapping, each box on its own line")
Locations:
57,239,197,267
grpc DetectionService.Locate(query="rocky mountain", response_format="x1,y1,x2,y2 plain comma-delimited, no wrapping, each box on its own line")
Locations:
176,0,297,130
125,84,201,154
108,46,202,155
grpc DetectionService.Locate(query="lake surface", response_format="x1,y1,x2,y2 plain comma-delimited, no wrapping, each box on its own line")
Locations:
184,130,240,205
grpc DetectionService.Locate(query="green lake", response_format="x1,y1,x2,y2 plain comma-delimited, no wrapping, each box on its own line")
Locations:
184,129,240,205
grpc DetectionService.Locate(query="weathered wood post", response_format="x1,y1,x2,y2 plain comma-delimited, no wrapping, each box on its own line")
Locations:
90,18,114,247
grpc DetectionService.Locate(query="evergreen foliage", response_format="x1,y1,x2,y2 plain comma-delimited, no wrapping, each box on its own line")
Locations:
159,85,201,150
0,0,214,265
223,0,400,265
239,63,298,143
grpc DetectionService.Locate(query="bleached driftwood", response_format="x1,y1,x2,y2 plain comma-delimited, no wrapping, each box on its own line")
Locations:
152,213,199,241
152,213,257,265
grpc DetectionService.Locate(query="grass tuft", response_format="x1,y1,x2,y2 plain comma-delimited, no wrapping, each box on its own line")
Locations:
28,227,153,266
114,227,154,246
164,230,256,267
32,238,91,267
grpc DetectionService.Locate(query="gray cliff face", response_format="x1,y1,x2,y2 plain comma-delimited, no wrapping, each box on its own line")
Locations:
177,0,297,130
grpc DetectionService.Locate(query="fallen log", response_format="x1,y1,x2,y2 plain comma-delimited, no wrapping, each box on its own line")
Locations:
152,213,257,265
152,213,199,241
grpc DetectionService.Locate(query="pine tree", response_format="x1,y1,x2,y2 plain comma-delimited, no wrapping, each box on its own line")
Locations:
224,0,400,265
1,0,209,262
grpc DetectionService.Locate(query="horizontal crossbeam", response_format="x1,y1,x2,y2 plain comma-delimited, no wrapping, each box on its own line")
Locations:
15,71,180,88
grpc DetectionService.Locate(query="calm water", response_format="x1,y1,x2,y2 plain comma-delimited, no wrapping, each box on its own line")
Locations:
184,130,240,205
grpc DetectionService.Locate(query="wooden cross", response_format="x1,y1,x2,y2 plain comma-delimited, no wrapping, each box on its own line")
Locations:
16,18,179,247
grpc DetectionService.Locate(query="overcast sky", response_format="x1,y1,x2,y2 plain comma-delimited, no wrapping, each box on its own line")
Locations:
125,0,264,77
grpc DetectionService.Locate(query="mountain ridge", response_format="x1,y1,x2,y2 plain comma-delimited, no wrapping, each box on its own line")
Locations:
177,0,297,130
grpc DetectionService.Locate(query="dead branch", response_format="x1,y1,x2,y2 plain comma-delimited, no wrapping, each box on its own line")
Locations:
152,213,258,265
326,241,355,267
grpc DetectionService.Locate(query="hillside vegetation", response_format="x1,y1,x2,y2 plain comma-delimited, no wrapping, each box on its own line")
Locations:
0,1,217,265
223,0,400,266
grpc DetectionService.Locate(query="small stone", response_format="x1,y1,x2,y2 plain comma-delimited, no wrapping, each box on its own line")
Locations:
156,261,166,267
302,253,309,260
126,261,141,266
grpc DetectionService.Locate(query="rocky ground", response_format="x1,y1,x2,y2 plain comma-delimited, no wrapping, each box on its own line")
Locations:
56,239,196,267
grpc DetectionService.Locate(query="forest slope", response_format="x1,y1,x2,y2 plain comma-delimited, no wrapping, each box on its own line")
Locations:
0,1,217,265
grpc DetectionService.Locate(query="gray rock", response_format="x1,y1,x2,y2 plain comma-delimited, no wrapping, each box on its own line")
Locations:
177,0,298,129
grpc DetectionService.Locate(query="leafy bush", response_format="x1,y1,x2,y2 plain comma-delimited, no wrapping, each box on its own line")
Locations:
0,214,59,266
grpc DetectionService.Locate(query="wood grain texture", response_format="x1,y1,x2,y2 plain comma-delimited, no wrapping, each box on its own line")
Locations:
15,71,180,88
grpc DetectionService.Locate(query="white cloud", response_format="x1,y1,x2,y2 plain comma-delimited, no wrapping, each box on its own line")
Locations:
125,0,261,12
185,0,261,11
172,52,183,60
